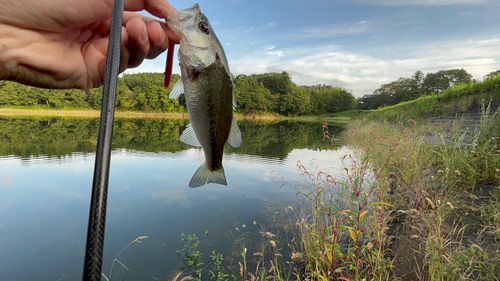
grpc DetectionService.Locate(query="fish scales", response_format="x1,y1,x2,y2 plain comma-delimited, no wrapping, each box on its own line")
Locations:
181,54,233,171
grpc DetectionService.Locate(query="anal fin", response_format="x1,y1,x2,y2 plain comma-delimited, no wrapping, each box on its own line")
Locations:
226,117,242,148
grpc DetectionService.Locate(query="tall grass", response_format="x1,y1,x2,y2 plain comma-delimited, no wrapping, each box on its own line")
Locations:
346,98,500,280
167,76,500,279
280,122,404,280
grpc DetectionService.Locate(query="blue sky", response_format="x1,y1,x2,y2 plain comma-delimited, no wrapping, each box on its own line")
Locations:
130,0,500,97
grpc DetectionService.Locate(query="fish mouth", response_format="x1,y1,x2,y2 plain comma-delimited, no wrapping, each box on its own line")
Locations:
166,3,201,39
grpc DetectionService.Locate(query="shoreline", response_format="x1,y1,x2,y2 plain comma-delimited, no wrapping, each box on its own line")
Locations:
0,108,284,121
0,108,355,123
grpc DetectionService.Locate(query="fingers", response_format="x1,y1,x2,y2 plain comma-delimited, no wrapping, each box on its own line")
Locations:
124,18,150,68
121,16,171,70
123,0,177,19
119,26,130,73
122,0,180,43
123,12,180,43
145,21,167,59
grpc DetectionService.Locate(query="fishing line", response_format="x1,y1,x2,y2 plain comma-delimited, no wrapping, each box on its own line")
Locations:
82,0,124,279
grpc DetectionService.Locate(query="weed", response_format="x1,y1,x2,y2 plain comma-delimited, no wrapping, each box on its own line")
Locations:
346,89,500,280
101,235,148,281
209,251,229,281
176,233,204,278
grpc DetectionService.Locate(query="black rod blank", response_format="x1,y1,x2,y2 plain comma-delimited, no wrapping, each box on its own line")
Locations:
82,0,124,279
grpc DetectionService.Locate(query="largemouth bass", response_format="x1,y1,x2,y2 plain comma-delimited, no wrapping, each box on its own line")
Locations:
167,4,242,188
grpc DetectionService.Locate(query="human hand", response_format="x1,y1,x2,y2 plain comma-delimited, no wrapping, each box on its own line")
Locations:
0,0,180,90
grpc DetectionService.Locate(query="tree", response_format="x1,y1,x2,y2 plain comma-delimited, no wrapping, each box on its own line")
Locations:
486,70,500,78
422,69,472,94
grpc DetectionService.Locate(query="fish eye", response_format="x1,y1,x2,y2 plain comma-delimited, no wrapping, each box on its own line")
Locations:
198,22,210,35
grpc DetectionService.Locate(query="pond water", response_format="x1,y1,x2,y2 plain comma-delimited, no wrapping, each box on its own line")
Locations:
0,117,348,281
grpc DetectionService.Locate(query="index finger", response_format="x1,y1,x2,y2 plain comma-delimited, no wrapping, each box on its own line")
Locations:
124,0,177,19
122,12,180,44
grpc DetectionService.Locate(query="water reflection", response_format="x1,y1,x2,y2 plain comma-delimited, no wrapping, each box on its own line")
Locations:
0,117,343,159
0,117,347,281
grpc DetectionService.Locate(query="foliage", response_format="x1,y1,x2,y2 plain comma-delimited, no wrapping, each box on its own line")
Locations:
433,102,500,190
1,71,357,116
176,233,204,277
209,251,229,281
360,68,474,110
422,69,473,95
278,123,401,281
363,74,500,124
486,70,500,79
233,72,356,116
347,97,500,280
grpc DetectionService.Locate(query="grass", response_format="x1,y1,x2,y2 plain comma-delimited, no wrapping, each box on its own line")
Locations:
102,236,149,281
166,95,499,280
0,108,190,119
0,107,366,123
0,107,289,121
343,97,500,280
363,74,500,124
91,75,500,280
167,121,403,281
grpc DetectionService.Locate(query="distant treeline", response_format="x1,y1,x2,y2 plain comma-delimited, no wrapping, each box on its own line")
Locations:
359,68,477,110
0,72,357,116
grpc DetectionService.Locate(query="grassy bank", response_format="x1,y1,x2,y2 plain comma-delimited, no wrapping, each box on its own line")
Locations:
0,107,354,122
0,108,289,121
0,108,190,119
162,76,500,281
366,74,500,123
346,106,500,280
339,75,500,280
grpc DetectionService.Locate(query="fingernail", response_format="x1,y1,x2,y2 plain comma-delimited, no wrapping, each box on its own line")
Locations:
141,27,148,41
158,30,165,44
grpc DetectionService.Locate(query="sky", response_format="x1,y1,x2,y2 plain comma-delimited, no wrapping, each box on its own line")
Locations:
130,0,500,97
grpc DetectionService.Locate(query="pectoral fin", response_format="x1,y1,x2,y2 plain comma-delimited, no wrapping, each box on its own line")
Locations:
169,79,185,99
180,124,201,147
226,117,242,148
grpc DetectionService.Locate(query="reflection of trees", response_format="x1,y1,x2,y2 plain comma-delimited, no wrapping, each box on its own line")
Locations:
0,117,343,159
229,121,344,159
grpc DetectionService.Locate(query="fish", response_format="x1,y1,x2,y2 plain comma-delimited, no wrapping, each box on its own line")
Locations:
166,3,242,188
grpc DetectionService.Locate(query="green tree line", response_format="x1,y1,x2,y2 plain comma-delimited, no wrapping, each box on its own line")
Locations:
0,72,357,116
360,68,474,110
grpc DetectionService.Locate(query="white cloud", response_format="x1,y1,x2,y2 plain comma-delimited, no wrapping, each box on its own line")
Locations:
262,45,276,51
290,21,372,39
229,35,500,97
359,0,486,6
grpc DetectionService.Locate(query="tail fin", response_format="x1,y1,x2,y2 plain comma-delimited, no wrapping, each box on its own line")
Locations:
189,163,227,188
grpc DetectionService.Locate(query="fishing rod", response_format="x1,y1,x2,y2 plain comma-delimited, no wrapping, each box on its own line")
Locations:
82,0,124,279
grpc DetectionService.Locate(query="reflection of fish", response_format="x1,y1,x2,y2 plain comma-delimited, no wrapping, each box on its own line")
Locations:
167,4,241,188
